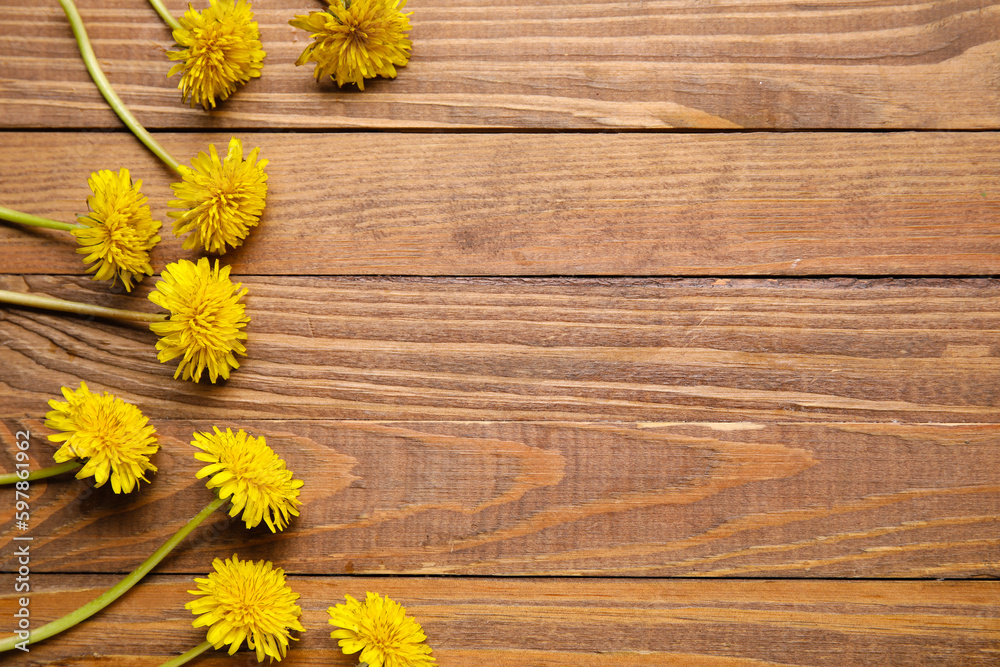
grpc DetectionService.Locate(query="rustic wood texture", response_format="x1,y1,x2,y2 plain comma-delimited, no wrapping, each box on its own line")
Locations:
1,417,998,576
2,276,999,423
0,576,1000,667
2,0,999,130
1,132,998,276
2,577,998,666
3,1,998,663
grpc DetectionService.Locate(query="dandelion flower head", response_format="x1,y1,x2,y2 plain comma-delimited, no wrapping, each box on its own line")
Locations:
74,168,161,292
169,137,267,254
290,0,412,90
329,592,436,667
148,257,249,383
187,554,304,662
167,0,266,109
192,427,303,532
45,382,159,494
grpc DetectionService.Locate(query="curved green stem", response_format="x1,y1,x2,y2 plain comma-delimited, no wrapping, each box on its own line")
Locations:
147,0,182,32
158,640,213,667
0,496,227,653
0,206,81,233
57,0,183,174
0,289,168,323
0,461,82,485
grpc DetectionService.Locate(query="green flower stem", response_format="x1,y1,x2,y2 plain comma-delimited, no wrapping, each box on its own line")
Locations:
158,640,213,667
0,289,168,323
0,206,82,233
147,0,182,32
0,496,227,653
57,0,183,174
0,461,82,485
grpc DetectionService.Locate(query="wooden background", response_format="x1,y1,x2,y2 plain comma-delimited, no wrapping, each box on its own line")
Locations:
1,0,998,664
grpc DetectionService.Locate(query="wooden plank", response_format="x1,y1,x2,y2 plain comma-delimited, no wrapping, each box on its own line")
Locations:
1,577,997,665
1,417,998,576
1,132,997,276
2,276,999,423
2,0,999,130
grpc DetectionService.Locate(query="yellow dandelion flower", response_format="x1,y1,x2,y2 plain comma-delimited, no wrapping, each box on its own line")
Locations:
167,0,266,109
192,427,303,532
148,257,249,383
73,168,161,292
187,554,304,662
169,137,267,254
290,0,413,90
45,382,158,494
329,592,436,667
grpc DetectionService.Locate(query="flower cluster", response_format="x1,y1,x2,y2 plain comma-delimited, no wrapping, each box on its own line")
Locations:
185,562,438,666
167,0,413,102
3,373,440,660
4,0,420,381
17,379,318,661
0,0,439,662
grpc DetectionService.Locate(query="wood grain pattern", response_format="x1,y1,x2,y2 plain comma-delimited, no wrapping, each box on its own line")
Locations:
2,276,999,423
2,0,999,129
1,417,997,576
4,0,997,662
1,577,998,665
1,132,998,276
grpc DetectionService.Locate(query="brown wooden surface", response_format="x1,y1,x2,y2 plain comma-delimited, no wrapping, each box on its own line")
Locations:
1,132,997,276
2,0,999,130
2,0,998,663
2,276,999,423
1,417,998,576
1,577,998,666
